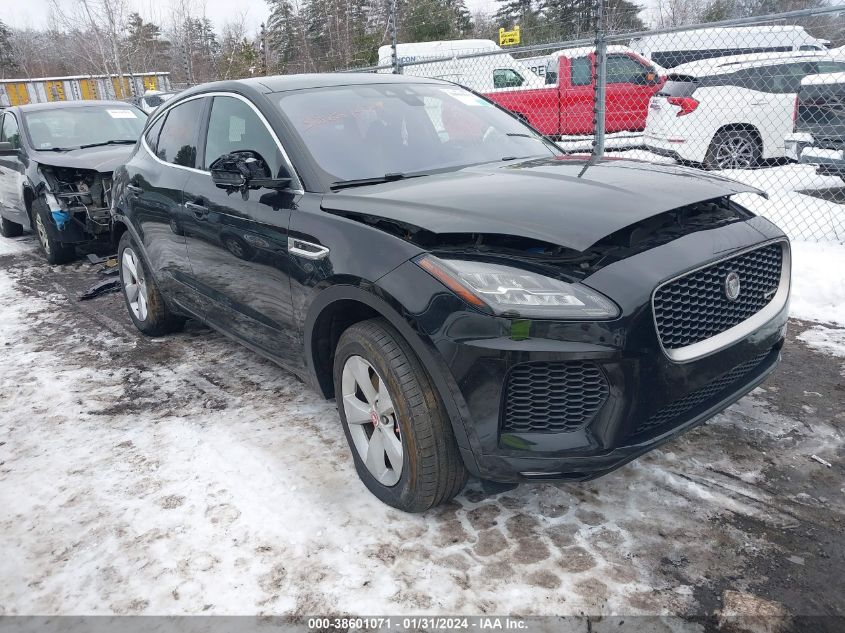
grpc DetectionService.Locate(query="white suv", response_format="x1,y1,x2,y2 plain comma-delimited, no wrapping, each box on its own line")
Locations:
644,51,845,169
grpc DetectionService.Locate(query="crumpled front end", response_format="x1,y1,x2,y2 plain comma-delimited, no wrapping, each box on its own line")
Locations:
38,165,114,243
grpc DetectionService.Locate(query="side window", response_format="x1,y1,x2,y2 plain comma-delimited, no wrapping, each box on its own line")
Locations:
816,61,845,74
204,96,283,177
723,68,765,91
144,115,165,154
492,69,525,89
570,57,592,86
761,63,814,94
1,113,21,149
545,60,559,85
606,54,648,84
156,98,205,168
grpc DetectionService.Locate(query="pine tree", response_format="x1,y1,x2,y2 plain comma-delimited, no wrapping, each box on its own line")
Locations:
0,20,18,78
266,0,300,70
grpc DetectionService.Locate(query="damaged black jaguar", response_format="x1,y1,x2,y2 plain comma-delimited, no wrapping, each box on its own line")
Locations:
110,75,790,512
0,101,146,263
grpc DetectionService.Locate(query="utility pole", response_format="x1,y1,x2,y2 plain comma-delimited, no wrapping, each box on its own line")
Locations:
592,0,606,162
260,22,269,75
390,0,399,73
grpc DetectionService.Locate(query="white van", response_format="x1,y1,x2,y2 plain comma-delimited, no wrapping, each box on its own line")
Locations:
377,40,544,93
630,25,829,68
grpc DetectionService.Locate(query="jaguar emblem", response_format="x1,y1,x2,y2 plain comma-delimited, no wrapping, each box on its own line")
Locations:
724,271,741,301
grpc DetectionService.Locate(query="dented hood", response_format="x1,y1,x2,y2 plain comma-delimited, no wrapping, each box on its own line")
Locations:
31,144,136,173
322,158,764,252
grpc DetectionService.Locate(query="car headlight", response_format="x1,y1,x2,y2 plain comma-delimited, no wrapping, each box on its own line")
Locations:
415,255,619,319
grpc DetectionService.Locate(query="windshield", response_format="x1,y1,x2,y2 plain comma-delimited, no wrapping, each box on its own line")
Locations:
23,105,146,151
276,83,560,183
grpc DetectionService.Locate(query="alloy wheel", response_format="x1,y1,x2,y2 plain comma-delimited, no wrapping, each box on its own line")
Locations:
34,213,51,255
341,355,403,486
715,135,755,170
121,248,149,322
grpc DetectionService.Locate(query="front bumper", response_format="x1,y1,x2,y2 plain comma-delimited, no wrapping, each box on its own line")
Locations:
381,218,790,483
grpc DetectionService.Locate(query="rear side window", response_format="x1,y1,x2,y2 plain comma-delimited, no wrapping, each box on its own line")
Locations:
658,79,699,97
157,98,205,168
144,115,165,154
570,57,592,86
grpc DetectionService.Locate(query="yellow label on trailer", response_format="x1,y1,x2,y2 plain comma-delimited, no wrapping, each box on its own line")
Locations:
80,78,98,100
499,26,520,46
111,76,131,99
45,80,66,101
6,83,29,105
142,76,158,91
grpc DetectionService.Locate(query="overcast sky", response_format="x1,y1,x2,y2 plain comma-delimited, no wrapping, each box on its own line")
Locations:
6,0,503,33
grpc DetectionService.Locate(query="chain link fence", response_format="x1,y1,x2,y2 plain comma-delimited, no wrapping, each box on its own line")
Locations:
355,4,845,243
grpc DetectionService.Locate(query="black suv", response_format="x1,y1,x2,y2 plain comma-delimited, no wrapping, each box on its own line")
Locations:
111,74,790,512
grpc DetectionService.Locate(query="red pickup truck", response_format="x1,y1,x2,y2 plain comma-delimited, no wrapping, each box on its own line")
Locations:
485,46,665,137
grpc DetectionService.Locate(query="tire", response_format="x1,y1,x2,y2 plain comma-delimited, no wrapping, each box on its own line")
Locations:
32,199,75,264
0,215,23,238
333,318,467,512
704,129,761,170
118,231,185,336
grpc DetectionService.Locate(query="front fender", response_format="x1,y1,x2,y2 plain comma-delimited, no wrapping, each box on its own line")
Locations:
302,279,483,473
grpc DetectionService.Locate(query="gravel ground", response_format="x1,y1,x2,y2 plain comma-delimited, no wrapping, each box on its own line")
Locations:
0,235,843,627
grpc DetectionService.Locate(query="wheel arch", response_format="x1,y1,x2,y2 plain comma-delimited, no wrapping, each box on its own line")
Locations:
110,216,130,251
303,284,479,469
23,185,35,227
713,122,764,155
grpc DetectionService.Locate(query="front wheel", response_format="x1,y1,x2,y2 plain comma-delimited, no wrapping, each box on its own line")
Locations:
32,200,75,264
333,318,467,512
118,231,185,336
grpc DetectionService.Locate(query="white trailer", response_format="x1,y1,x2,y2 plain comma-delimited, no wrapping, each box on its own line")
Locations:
630,25,829,68
377,40,543,93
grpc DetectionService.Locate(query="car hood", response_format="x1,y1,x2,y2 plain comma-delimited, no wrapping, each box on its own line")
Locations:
31,144,136,173
322,157,764,252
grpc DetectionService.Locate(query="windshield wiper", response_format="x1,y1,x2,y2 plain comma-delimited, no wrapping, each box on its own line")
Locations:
39,146,78,152
330,172,417,191
505,132,534,139
79,139,137,149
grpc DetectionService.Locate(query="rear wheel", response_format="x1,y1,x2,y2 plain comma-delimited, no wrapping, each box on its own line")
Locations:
32,200,75,264
704,129,761,170
334,318,467,512
118,231,185,336
0,215,23,238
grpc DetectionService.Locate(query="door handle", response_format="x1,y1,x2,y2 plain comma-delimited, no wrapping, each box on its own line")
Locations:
185,201,209,219
126,184,143,196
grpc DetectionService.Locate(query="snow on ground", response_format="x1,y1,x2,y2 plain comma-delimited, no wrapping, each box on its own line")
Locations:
797,325,845,358
0,235,37,256
789,241,845,327
1,237,844,619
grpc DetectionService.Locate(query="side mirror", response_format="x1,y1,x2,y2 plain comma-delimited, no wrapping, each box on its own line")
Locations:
210,152,291,193
0,141,18,156
211,165,247,189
